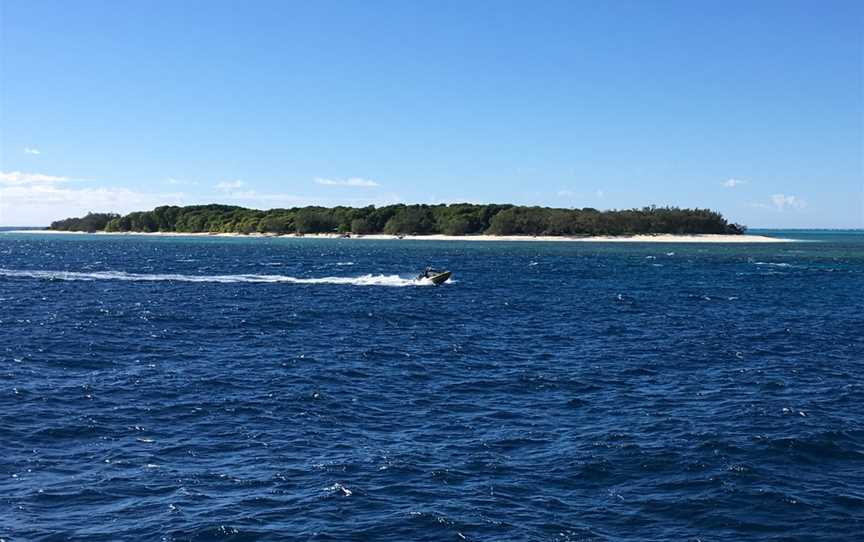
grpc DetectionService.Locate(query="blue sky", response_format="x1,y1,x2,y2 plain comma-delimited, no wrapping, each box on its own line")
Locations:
1,0,861,227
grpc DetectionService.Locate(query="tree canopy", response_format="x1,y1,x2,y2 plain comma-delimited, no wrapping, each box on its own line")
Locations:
49,204,746,236
48,212,119,232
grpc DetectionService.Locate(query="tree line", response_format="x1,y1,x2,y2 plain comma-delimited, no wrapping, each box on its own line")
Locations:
49,204,746,236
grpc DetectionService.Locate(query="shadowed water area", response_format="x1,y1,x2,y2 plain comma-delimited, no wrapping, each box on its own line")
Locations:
1,231,863,541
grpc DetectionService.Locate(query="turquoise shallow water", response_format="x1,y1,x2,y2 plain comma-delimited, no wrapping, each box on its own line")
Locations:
1,231,863,541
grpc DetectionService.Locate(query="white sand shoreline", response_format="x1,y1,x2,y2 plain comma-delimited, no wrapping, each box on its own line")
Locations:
4,230,795,243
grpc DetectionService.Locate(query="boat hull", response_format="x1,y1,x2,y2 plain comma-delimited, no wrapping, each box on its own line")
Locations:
429,271,451,285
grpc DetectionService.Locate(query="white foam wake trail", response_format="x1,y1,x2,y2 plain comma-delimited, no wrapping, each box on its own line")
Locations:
0,268,431,287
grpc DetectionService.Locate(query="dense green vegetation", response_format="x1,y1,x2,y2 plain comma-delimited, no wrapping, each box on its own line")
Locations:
49,204,746,236
49,212,119,232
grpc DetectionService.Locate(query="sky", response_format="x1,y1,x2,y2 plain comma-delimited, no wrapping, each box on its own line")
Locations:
1,0,862,228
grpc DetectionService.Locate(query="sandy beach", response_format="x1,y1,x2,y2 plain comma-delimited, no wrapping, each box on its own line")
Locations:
6,230,795,243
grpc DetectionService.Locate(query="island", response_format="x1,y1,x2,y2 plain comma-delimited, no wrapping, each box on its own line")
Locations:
43,204,789,242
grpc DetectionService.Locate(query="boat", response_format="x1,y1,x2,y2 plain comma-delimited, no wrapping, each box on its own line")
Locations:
418,267,452,285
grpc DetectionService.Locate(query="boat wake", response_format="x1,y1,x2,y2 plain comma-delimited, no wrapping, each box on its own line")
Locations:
0,268,433,287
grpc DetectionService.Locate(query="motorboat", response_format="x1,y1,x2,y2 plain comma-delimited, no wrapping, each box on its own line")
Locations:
418,267,452,285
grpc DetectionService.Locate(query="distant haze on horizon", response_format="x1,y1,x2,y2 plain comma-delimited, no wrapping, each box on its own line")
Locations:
1,0,861,228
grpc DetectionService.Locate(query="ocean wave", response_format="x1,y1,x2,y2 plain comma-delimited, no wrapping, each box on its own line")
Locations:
0,268,433,287
754,261,795,268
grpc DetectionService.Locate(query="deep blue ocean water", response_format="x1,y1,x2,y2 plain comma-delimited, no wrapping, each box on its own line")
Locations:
1,230,863,541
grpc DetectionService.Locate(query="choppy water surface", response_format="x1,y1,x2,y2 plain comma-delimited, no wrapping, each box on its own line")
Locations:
2,231,863,541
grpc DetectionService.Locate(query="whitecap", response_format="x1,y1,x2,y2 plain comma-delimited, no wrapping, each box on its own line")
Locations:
324,483,352,496
754,262,793,268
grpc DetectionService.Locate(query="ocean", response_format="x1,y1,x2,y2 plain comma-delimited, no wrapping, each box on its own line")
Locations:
1,230,862,541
